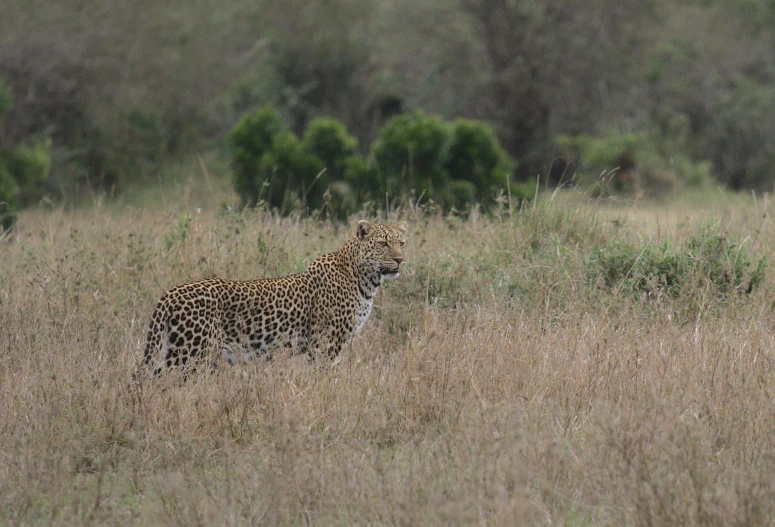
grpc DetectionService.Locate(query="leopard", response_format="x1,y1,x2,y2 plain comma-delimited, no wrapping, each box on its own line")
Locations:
140,219,408,376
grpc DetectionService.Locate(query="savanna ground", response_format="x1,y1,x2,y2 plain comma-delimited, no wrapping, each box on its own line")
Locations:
2,179,775,525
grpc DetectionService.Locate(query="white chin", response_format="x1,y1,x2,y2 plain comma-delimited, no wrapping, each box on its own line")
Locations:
382,271,400,280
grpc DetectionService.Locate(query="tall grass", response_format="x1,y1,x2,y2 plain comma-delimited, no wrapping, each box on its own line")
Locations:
2,191,775,525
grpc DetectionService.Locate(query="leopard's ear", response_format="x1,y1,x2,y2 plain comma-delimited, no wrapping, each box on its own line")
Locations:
356,220,375,240
395,221,408,234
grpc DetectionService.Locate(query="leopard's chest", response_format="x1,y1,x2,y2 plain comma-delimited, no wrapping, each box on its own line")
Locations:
352,296,374,336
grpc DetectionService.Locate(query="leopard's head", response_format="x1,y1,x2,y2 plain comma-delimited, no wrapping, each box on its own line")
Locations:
356,220,408,279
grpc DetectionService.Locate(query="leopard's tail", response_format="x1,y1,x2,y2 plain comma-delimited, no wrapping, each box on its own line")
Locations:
130,298,171,406
141,297,172,377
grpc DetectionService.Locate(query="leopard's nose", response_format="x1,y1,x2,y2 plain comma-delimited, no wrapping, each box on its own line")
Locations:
394,257,404,265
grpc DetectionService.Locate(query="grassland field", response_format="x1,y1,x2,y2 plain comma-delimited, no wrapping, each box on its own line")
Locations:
2,174,775,525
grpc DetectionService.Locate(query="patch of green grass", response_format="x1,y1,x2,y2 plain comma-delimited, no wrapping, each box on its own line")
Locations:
588,223,766,310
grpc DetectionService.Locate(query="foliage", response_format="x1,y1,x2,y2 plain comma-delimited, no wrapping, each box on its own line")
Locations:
445,118,515,203
230,106,286,207
0,78,51,231
258,130,325,211
642,10,775,191
0,78,17,230
343,155,376,191
458,0,656,178
371,111,516,210
590,224,766,312
556,130,711,196
230,107,353,212
0,165,17,231
371,111,450,202
231,107,518,214
510,179,539,209
3,141,51,204
301,117,358,182
7,0,775,199
0,142,52,231
705,77,775,190
259,0,379,139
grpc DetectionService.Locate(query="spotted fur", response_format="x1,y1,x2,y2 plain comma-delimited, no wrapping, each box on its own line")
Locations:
141,220,408,375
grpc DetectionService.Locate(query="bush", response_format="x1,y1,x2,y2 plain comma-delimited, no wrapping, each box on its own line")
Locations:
230,106,520,215
371,111,517,210
0,164,18,232
302,117,358,181
0,143,51,231
445,118,515,203
230,106,286,207
707,77,775,190
0,78,16,230
556,130,711,197
232,109,372,213
371,111,450,202
257,130,325,211
0,78,51,231
510,179,539,209
589,224,766,313
643,23,775,191
3,141,50,206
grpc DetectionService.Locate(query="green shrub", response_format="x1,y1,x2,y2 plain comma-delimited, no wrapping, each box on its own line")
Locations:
448,180,477,206
231,108,363,213
708,77,775,190
3,141,50,206
343,155,375,189
339,154,380,212
321,180,359,218
0,78,51,232
230,106,521,214
370,111,518,210
371,111,450,202
556,130,711,197
302,117,361,215
683,226,766,295
257,130,325,211
0,78,15,230
0,162,19,231
0,143,51,231
589,224,766,311
556,132,642,195
302,117,358,180
230,106,286,207
645,34,775,191
510,179,538,209
445,118,515,202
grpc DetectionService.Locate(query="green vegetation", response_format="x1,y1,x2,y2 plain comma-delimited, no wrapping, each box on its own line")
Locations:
371,112,516,210
589,225,766,318
230,107,518,214
0,78,50,231
556,131,712,196
2,0,775,220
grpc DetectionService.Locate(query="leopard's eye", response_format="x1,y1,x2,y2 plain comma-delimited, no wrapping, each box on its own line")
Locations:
400,241,405,247
381,240,389,246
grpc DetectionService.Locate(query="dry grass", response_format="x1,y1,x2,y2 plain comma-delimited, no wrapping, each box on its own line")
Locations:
2,191,775,525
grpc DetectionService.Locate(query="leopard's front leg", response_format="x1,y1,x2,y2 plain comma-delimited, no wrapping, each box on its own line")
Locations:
309,316,348,363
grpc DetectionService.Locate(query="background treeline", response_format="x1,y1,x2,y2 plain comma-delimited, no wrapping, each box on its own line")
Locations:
2,0,774,217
